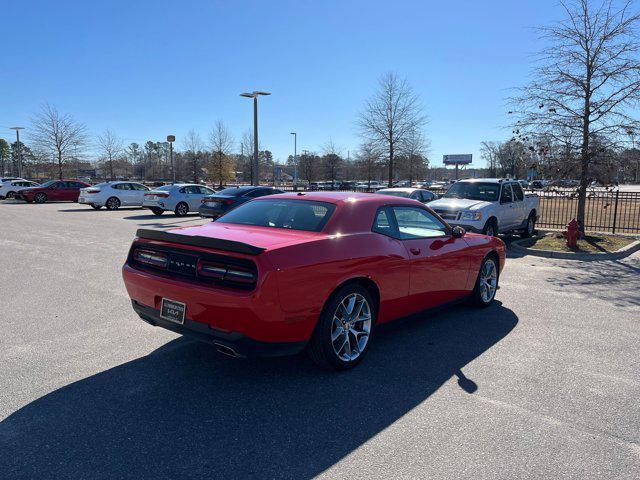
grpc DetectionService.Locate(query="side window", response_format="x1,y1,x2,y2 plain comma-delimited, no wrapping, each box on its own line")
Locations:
512,183,524,201
199,186,214,195
372,208,395,237
131,183,148,191
112,183,123,190
409,191,421,200
500,185,513,203
57,182,69,188
392,207,448,239
185,186,200,194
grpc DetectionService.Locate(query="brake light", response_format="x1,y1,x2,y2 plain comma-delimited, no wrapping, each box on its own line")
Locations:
223,199,234,205
144,192,169,198
86,188,100,194
133,249,168,268
198,260,256,283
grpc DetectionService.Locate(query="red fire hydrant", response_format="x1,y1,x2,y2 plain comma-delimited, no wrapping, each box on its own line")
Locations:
566,219,580,248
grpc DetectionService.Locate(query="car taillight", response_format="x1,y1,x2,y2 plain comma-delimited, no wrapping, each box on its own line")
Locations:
198,260,256,283
223,199,234,205
134,249,168,268
86,189,100,194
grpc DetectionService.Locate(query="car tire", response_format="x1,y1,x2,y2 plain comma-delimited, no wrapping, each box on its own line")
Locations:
151,207,164,216
6,191,16,199
470,255,499,307
34,193,47,204
105,197,121,210
91,204,102,210
482,219,498,237
307,284,376,370
520,212,536,238
174,202,189,217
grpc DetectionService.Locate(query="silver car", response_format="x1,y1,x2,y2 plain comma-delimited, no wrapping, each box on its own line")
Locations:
143,183,216,216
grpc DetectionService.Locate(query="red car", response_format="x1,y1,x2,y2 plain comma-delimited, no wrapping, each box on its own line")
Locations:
16,179,91,203
122,192,506,370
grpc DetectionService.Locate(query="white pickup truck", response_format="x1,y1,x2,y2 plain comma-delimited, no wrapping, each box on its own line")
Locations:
427,178,539,237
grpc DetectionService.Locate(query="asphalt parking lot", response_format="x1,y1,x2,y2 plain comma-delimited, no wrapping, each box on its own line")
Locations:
0,201,639,480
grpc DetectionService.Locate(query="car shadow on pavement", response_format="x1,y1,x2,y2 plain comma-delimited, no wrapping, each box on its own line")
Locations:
58,208,145,213
0,302,517,479
123,213,202,220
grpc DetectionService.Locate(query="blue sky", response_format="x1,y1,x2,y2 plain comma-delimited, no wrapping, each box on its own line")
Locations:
0,0,561,168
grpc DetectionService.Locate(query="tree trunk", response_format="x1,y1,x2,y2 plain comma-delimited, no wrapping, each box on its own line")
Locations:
388,142,394,187
57,150,63,180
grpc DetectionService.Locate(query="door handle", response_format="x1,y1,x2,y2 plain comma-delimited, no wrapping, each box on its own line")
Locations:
410,247,421,255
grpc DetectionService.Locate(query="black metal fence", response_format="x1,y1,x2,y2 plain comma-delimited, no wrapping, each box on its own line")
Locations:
277,185,640,235
531,190,640,234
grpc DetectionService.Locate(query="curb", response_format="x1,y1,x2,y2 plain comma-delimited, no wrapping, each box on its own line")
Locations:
510,235,640,261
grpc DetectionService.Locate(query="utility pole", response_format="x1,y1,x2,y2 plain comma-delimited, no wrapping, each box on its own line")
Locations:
10,127,24,178
240,91,271,186
290,132,297,184
167,135,175,183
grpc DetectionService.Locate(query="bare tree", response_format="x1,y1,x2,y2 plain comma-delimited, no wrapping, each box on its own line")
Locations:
355,142,383,187
358,72,426,186
208,120,235,187
513,0,640,229
480,141,501,177
322,138,343,184
97,130,124,181
398,127,430,183
182,130,203,183
30,103,87,179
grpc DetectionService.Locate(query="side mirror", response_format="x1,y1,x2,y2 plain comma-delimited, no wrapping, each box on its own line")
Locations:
452,226,466,238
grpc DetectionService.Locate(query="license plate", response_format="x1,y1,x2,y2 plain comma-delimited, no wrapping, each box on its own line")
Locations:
160,298,186,324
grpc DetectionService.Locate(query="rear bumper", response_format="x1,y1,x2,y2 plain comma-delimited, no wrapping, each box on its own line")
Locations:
131,300,306,357
199,204,227,218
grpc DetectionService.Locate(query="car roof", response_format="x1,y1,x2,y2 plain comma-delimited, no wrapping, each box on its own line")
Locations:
378,187,420,193
457,178,512,184
267,191,419,207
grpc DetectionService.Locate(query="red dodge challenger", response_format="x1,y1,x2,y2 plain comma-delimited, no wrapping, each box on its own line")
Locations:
122,192,506,370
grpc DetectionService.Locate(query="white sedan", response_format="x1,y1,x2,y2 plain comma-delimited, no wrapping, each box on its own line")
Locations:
0,179,39,199
143,183,215,216
79,181,151,210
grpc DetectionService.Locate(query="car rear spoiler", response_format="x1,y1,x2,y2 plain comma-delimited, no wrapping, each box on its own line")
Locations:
135,229,266,255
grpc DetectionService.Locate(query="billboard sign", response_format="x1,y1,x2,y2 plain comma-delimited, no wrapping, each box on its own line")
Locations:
443,154,472,165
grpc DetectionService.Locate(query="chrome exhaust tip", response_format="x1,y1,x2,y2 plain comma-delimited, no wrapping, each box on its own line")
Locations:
214,342,241,358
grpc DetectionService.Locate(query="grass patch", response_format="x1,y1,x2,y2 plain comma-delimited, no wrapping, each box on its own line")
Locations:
520,232,636,253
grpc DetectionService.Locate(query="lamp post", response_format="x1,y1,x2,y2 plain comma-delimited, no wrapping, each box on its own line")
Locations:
290,132,297,186
10,127,24,178
167,135,175,183
240,91,270,186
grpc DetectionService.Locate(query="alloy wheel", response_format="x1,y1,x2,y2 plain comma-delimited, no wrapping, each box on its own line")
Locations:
107,197,120,210
176,203,188,216
331,293,372,361
479,259,498,303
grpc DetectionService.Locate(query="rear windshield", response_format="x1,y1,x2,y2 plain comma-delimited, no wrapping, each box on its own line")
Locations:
215,187,247,196
217,199,336,232
443,182,500,202
155,185,172,191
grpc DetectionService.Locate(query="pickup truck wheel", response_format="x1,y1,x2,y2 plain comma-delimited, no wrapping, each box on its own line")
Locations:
520,213,536,238
307,284,376,370
471,256,499,307
482,219,498,237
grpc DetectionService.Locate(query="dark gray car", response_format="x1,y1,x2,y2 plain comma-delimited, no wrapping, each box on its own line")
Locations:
199,186,284,219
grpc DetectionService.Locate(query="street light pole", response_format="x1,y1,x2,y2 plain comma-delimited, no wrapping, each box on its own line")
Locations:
10,127,24,178
241,91,270,186
290,132,297,184
167,135,175,183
